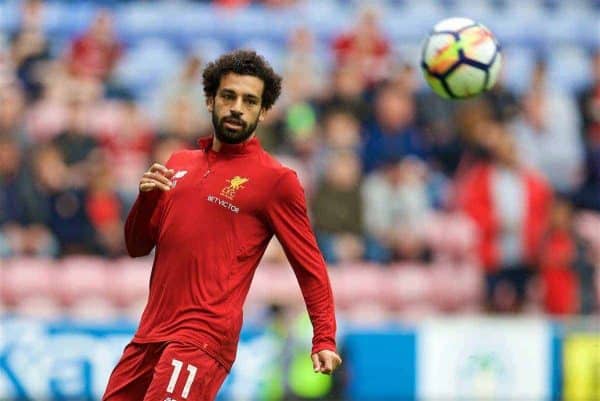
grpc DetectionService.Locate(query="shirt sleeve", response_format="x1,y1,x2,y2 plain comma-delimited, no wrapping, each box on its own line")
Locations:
265,170,337,355
124,153,179,257
124,190,164,257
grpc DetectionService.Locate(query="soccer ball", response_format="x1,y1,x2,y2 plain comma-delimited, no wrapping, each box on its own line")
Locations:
421,17,502,99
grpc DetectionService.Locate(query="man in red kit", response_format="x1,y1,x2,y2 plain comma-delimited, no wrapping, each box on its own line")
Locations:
102,50,342,401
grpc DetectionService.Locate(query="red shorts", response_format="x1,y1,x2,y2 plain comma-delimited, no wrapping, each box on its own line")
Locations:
103,341,228,401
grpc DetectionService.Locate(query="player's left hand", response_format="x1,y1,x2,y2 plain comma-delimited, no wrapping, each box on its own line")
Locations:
311,350,342,375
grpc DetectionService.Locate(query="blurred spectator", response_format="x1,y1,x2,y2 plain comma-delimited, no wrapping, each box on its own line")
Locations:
482,67,520,123
157,54,210,138
282,27,326,105
456,120,552,313
362,84,426,173
0,83,26,141
0,136,31,225
29,145,97,255
0,34,13,88
86,153,125,257
97,100,154,204
10,27,50,102
319,63,370,123
68,10,122,83
214,0,252,8
160,95,208,147
0,137,57,258
539,197,580,315
363,157,432,263
19,0,45,31
511,60,584,194
98,100,154,160
312,151,364,264
151,135,188,166
332,6,391,84
52,99,100,187
575,51,600,210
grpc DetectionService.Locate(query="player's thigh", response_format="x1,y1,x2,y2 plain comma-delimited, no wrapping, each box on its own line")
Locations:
103,342,162,401
144,342,228,401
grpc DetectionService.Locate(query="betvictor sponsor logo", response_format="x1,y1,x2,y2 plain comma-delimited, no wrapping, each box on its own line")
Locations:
207,195,240,213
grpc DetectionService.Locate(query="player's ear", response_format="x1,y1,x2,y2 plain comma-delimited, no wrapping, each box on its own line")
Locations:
258,108,266,122
207,97,214,112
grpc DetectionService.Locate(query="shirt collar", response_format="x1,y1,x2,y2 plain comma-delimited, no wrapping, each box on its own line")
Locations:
197,135,262,155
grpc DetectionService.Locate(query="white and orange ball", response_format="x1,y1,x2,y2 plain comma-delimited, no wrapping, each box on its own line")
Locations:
421,17,502,99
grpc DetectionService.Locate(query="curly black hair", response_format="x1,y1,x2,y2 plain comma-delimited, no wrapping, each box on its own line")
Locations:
202,50,283,110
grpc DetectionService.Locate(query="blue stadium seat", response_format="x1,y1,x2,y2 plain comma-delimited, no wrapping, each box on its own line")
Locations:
301,1,351,42
189,38,229,63
501,45,537,94
115,2,173,41
547,45,592,92
0,2,19,33
539,9,585,45
384,1,445,41
443,0,498,24
114,37,183,98
236,38,284,72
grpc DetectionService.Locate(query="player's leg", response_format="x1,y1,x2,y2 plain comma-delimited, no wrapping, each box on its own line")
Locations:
143,342,228,401
103,342,164,401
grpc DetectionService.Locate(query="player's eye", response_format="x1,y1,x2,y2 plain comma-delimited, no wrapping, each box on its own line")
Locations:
245,98,258,106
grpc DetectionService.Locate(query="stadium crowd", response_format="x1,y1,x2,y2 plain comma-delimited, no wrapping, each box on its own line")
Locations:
0,0,599,317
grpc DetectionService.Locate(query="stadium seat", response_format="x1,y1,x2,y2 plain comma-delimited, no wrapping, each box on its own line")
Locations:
345,301,391,325
547,45,592,92
429,262,480,312
501,45,537,94
0,2,19,32
1,258,56,306
301,1,351,42
116,2,172,40
333,264,385,308
189,38,229,64
114,38,183,97
383,264,432,308
423,212,477,261
56,256,109,305
236,39,285,72
107,258,151,308
12,294,63,319
443,0,498,23
67,294,119,321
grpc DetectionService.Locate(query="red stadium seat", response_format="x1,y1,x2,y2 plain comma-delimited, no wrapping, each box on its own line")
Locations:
68,295,119,321
107,258,151,307
424,212,477,261
12,294,63,318
251,263,300,305
331,264,384,308
1,258,56,305
56,256,109,306
383,263,432,308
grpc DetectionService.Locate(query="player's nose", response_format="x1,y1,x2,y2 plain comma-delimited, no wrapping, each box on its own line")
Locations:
230,98,244,114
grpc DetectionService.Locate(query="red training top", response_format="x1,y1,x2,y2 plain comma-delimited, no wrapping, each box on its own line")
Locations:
124,136,337,371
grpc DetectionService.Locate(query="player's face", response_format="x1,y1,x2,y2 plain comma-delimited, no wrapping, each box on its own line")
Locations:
208,73,266,144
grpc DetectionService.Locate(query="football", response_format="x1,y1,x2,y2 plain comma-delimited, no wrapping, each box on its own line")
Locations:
421,17,502,99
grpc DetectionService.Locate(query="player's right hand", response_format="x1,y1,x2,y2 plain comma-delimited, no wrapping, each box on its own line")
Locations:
139,163,175,192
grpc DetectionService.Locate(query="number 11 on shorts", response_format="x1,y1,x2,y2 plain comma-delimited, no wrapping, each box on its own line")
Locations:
167,359,197,399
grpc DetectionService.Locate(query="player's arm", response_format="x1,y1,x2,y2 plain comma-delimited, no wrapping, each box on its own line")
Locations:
265,170,342,375
124,163,174,257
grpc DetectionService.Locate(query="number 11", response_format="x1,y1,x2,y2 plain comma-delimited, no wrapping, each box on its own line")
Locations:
167,359,198,399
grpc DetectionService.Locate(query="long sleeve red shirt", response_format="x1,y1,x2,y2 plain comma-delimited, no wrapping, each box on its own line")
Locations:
124,136,337,370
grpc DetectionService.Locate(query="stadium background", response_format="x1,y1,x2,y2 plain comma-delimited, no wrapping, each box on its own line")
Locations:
0,0,599,400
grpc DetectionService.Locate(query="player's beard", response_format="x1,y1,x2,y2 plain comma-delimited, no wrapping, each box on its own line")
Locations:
212,110,259,144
